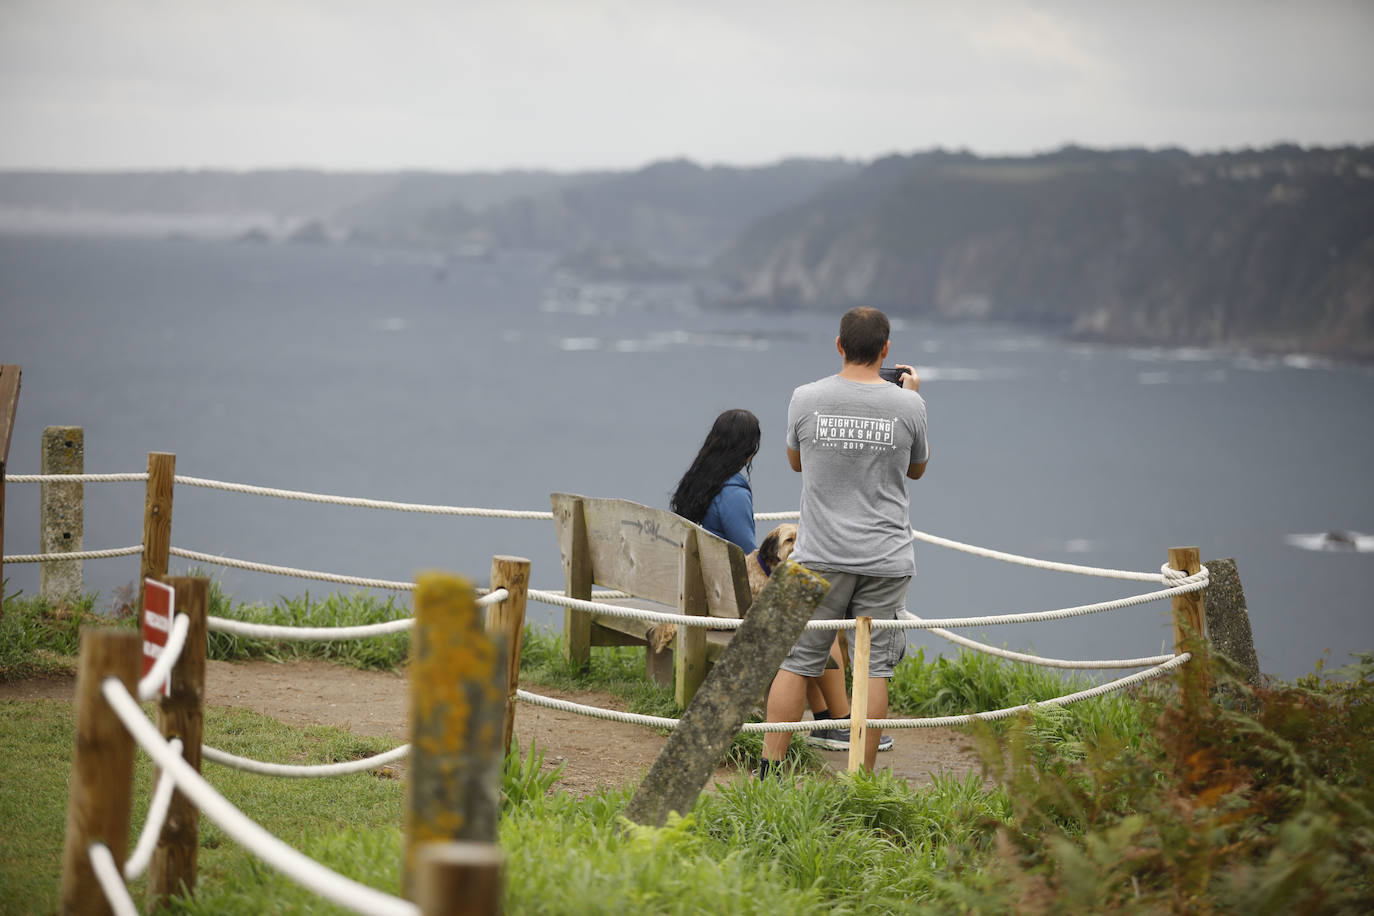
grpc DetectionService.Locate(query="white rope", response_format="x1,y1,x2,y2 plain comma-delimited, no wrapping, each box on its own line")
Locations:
88,843,140,916
202,742,410,777
754,510,800,522
169,547,415,591
207,615,413,640
747,653,1194,731
905,611,1174,669
527,588,743,629
101,678,417,916
909,528,1171,582
5,472,147,483
124,737,184,881
3,545,143,563
174,475,554,519
529,571,1207,632
204,588,505,641
136,613,189,700
515,653,1190,733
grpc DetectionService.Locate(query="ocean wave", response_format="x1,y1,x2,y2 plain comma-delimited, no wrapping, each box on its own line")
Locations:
1285,531,1374,553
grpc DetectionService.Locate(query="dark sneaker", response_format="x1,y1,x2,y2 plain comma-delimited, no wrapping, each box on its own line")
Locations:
804,729,896,752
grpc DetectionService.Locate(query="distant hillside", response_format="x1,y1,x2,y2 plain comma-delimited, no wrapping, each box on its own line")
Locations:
714,146,1374,360
415,158,862,264
0,160,861,265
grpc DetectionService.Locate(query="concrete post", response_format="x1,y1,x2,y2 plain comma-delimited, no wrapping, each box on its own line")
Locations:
41,426,84,600
1202,557,1262,688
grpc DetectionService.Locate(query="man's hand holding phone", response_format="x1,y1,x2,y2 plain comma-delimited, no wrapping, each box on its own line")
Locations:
880,364,920,392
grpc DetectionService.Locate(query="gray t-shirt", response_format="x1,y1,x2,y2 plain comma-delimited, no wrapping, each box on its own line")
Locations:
786,374,928,577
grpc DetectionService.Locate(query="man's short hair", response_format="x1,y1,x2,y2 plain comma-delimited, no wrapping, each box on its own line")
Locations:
839,307,890,365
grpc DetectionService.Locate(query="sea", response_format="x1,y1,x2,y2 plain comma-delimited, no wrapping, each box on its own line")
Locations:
2,233,1371,681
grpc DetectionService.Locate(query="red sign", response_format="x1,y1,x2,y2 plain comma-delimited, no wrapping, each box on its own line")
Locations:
142,579,175,697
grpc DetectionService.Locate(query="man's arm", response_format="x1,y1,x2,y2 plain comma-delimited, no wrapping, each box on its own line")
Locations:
787,447,802,473
907,442,928,480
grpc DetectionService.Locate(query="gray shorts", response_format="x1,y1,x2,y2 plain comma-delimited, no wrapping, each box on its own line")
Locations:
780,568,910,678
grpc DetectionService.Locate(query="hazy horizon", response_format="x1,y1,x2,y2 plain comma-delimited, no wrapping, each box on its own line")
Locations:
3,0,1372,173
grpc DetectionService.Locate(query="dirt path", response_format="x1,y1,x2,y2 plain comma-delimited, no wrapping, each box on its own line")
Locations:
1,660,983,796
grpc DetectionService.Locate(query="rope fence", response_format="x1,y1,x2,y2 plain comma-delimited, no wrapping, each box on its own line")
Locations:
16,460,1219,915
101,677,419,916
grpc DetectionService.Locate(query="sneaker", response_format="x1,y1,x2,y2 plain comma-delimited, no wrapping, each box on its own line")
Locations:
804,729,896,752
804,727,850,750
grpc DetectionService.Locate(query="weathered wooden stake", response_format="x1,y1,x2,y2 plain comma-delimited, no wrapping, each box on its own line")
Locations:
0,364,21,591
41,426,84,600
623,560,828,828
484,556,531,757
415,841,504,916
846,617,873,774
60,628,140,916
138,452,176,614
148,577,209,911
674,528,709,707
404,571,507,900
559,500,592,669
1168,546,1211,710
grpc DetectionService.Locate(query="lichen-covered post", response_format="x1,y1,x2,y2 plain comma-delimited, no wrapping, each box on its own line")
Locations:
41,426,84,600
148,577,209,911
404,572,506,901
60,628,140,915
1169,546,1211,711
138,452,175,614
484,556,531,757
846,617,872,774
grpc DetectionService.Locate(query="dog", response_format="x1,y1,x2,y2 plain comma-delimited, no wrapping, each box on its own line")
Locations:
646,523,799,653
746,523,798,599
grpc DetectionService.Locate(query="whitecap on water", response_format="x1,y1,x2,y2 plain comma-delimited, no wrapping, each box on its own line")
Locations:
558,337,601,351
1285,531,1374,553
373,317,409,332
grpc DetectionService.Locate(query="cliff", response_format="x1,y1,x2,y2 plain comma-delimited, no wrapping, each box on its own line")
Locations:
713,146,1374,360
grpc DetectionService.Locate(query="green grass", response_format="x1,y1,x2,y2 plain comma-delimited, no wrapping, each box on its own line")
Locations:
0,581,136,680
0,700,406,916
7,583,1371,912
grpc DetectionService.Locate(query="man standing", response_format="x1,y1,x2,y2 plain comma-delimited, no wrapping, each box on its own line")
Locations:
760,306,928,774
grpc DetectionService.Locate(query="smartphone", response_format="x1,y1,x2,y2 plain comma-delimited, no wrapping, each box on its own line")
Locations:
879,366,910,386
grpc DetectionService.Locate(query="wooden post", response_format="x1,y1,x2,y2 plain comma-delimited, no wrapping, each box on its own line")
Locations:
138,453,175,614
148,577,209,911
484,556,531,757
60,628,140,916
674,528,709,707
1168,546,1211,710
41,426,85,600
847,617,872,774
414,841,504,916
404,572,507,899
0,364,21,592
561,500,592,669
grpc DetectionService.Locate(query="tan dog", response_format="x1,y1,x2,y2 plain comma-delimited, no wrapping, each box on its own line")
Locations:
746,523,798,598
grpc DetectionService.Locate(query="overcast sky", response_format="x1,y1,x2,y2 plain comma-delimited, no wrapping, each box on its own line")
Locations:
2,0,1372,173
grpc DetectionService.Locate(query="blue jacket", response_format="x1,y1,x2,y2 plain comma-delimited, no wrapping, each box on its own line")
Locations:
701,472,755,553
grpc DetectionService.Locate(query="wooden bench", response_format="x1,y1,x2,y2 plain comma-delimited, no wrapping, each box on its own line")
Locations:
551,493,753,706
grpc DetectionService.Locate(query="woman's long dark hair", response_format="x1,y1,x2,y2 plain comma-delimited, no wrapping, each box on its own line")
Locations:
670,409,761,523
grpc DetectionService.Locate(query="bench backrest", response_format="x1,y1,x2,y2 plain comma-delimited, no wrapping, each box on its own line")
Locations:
550,493,752,617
